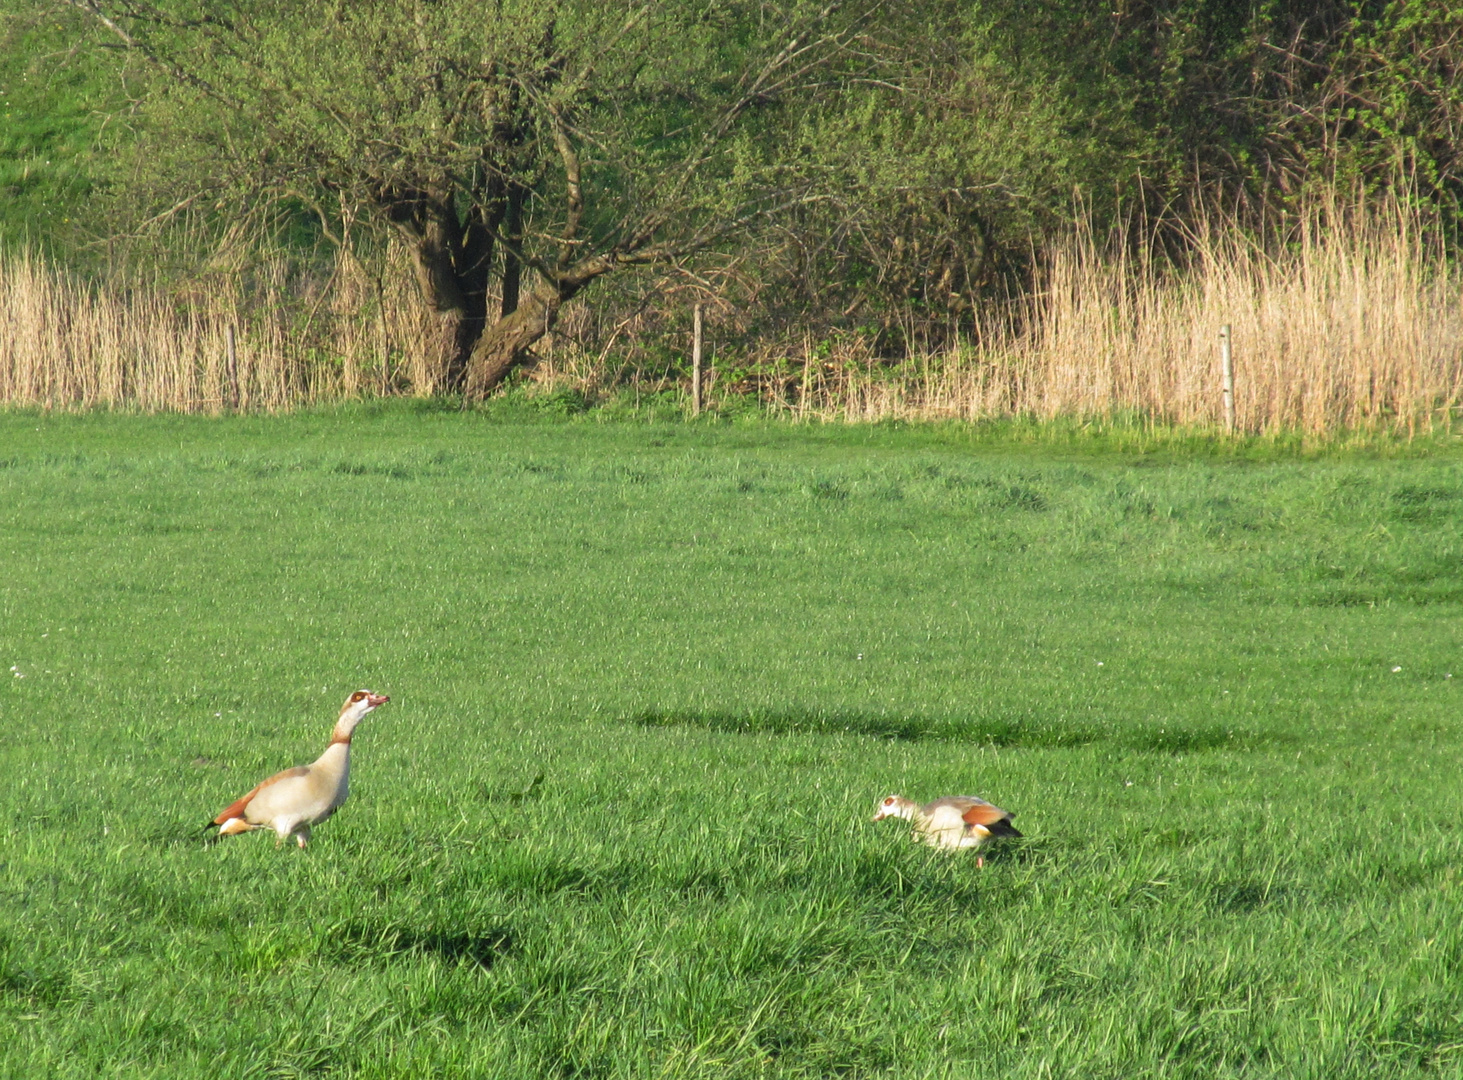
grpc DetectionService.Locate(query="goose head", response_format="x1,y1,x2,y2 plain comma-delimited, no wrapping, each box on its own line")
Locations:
333,689,390,739
872,794,918,822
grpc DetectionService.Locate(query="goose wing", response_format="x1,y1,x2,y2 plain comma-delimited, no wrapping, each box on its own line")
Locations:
211,766,311,826
923,795,1022,837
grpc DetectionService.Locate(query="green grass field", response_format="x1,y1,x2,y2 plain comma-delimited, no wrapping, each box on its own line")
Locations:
2,406,1462,1078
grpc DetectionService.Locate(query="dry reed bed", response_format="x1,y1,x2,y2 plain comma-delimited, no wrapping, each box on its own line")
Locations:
0,248,447,412
823,207,1463,434
0,251,288,412
3,202,1460,432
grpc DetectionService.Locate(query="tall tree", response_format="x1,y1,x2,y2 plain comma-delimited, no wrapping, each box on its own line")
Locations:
64,0,861,395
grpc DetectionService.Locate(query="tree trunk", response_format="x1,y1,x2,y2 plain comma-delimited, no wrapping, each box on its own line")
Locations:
409,224,476,390
462,256,614,399
463,279,564,399
500,183,526,320
390,183,499,393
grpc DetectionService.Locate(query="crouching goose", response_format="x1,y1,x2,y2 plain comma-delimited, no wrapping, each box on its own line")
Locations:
873,794,1021,866
206,690,389,848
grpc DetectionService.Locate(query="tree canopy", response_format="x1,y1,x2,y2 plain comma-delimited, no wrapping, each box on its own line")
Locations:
13,0,1463,379
61,0,881,392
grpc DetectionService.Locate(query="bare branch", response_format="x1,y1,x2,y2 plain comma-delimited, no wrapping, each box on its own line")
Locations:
549,107,584,271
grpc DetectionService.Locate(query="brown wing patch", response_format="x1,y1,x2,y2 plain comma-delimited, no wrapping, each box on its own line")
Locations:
961,802,1012,827
212,766,310,825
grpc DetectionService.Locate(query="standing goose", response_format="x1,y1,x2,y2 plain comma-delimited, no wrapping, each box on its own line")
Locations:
873,794,1021,866
207,690,389,848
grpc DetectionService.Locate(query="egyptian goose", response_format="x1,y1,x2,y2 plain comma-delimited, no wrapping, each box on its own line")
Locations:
873,794,1021,866
206,690,389,848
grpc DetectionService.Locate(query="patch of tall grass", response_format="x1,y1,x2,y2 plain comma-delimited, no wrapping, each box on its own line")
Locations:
4,194,1460,434
813,194,1463,435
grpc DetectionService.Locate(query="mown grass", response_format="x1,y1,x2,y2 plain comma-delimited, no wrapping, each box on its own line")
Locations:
0,9,117,246
2,405,1462,1077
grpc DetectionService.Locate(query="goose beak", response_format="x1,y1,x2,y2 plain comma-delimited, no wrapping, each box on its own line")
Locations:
367,693,390,708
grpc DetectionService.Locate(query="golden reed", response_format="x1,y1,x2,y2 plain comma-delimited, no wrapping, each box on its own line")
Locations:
790,196,1463,435
4,195,1460,433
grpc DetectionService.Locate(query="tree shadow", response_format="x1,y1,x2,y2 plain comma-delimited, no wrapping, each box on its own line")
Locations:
627,707,1090,745
626,708,1286,753
327,923,514,969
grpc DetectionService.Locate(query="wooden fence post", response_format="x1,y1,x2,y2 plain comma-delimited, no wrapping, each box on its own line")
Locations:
1220,323,1234,433
226,323,239,410
692,303,704,416
377,281,391,398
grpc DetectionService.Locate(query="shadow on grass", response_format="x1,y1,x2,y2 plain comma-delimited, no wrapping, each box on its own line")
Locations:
326,923,514,969
0,935,70,1008
627,708,1287,753
331,460,414,480
1306,582,1463,607
1208,879,1300,913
